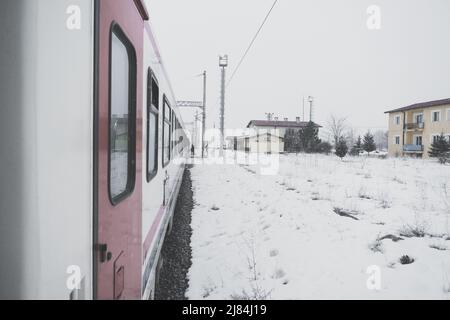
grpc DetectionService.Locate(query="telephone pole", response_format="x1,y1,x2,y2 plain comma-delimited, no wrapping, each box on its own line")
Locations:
308,96,314,122
202,71,207,158
302,96,305,122
219,55,228,156
176,71,207,158
194,110,199,152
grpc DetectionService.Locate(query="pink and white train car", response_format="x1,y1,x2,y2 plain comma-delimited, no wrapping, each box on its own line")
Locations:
0,0,189,299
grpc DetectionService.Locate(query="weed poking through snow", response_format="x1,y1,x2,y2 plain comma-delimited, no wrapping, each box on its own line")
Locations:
399,223,428,238
231,237,273,301
368,236,384,253
333,207,360,220
429,244,448,251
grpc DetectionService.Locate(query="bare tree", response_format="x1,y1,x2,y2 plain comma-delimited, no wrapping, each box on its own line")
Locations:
374,130,388,151
345,127,357,147
326,115,348,147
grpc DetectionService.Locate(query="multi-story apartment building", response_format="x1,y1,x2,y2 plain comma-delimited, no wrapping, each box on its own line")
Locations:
385,98,450,158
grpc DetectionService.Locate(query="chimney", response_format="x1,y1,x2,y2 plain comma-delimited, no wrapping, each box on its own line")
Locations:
274,117,279,121
284,118,288,121
296,117,301,123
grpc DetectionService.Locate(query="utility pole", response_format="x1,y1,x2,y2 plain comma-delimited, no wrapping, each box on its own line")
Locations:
219,55,228,156
176,71,207,158
202,71,207,158
302,96,305,122
308,96,314,122
194,110,199,154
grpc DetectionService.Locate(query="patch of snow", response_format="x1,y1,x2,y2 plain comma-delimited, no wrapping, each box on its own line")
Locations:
187,153,450,300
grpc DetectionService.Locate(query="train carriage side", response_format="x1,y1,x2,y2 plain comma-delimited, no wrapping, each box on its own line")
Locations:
0,0,188,300
141,20,190,299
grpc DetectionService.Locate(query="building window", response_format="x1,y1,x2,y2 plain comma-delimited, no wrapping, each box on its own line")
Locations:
109,24,137,204
447,109,450,121
432,110,441,122
394,136,400,145
162,96,172,167
414,113,423,124
431,134,440,144
146,68,159,182
414,136,422,146
394,115,400,125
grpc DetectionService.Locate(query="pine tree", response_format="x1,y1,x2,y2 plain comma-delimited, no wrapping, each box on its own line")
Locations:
350,136,362,156
428,133,450,164
335,138,348,159
362,132,376,155
300,122,321,153
284,129,295,153
284,129,302,153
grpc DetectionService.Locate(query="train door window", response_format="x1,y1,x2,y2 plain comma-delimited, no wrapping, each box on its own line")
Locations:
162,97,171,167
109,24,137,204
147,68,159,182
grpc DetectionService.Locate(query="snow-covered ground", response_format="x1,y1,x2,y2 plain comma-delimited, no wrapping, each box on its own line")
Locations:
186,153,450,300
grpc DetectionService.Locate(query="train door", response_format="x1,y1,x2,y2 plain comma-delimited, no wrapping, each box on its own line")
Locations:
94,0,148,300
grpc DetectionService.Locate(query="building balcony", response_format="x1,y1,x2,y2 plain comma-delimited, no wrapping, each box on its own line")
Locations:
404,122,424,131
403,144,424,152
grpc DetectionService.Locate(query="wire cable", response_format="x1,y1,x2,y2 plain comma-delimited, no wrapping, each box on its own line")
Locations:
226,0,279,88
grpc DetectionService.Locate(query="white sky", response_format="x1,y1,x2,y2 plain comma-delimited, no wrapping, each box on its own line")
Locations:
145,0,450,138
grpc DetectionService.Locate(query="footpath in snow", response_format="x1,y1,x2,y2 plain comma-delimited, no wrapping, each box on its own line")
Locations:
186,153,450,300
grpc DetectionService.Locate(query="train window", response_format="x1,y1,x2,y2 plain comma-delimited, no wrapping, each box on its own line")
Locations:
109,24,137,204
172,111,176,157
147,68,159,182
162,96,171,167
176,119,183,154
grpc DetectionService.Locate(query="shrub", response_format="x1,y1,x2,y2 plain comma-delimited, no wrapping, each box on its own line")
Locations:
317,141,333,155
350,136,362,156
428,133,450,164
335,138,349,159
399,224,427,238
399,255,415,265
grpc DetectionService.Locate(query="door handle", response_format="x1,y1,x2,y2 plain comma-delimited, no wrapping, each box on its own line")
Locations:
164,171,169,183
96,244,113,263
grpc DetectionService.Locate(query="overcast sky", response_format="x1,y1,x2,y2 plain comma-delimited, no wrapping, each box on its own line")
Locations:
145,0,450,138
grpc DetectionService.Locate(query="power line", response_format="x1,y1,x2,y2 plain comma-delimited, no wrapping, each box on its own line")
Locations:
226,0,279,88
